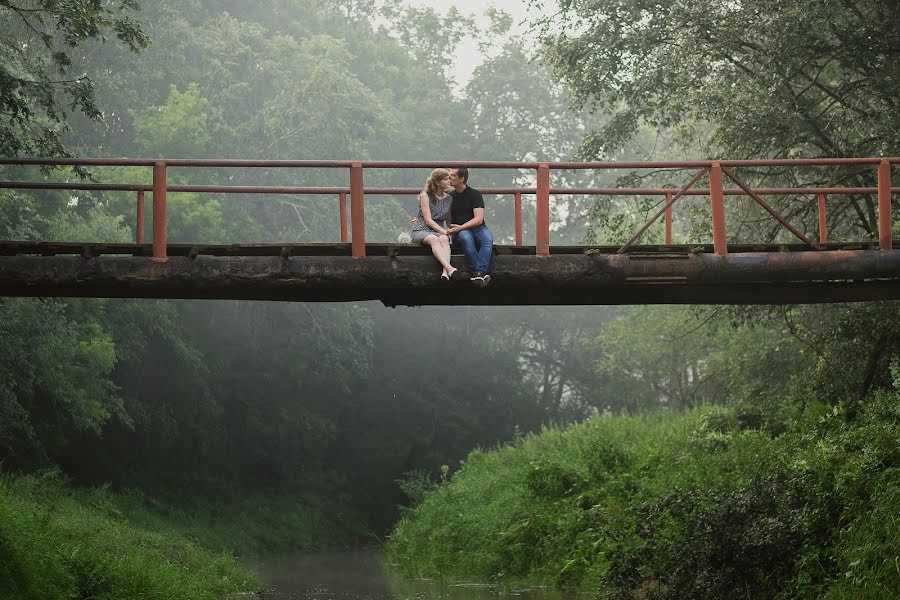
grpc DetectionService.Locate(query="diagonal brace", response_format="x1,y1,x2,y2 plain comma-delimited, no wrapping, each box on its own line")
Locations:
617,167,710,254
721,167,820,249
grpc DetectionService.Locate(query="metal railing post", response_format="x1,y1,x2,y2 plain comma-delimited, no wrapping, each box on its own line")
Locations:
514,191,523,246
136,190,145,244
709,162,727,254
339,191,348,243
350,163,365,258
152,161,167,261
878,160,892,251
536,163,550,257
817,192,827,244
664,192,673,245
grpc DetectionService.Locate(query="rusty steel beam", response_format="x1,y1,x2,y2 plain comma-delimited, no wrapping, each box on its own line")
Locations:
817,193,827,244
152,161,167,262
514,191,523,246
3,181,900,198
664,192,673,245
339,191,348,243
709,164,728,254
536,164,550,257
878,160,893,251
136,191,145,244
1,251,899,306
350,163,365,258
4,157,900,169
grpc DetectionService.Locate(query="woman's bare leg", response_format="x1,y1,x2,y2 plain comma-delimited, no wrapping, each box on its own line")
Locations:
423,235,453,275
439,235,456,276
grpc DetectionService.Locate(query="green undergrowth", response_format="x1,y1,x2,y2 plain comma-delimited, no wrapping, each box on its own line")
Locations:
0,470,258,600
387,392,900,599
96,485,363,557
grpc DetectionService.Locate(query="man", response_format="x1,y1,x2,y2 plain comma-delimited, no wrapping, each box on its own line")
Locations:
446,167,493,287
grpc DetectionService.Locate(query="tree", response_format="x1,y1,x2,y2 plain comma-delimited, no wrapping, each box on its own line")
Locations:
532,0,900,240
0,0,148,157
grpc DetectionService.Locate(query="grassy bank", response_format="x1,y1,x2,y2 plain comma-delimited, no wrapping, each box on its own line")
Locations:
99,485,364,557
386,391,900,598
0,471,367,599
0,470,257,599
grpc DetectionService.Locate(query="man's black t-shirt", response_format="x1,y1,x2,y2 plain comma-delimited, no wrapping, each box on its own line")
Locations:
450,186,486,226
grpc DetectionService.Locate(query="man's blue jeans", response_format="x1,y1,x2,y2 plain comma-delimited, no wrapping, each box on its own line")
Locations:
454,225,493,273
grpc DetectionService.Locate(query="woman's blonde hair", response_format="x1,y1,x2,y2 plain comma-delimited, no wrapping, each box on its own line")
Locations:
423,168,450,202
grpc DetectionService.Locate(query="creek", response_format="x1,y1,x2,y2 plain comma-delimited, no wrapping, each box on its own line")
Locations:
248,548,575,599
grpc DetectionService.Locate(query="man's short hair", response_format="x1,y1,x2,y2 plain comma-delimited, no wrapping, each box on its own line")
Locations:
453,167,469,184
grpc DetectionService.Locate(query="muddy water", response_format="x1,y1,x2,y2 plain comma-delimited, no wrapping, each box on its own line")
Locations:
248,548,574,600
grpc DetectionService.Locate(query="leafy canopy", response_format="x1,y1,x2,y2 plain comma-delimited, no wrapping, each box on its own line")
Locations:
0,0,148,157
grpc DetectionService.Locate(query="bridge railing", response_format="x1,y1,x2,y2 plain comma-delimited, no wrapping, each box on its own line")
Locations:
0,158,898,260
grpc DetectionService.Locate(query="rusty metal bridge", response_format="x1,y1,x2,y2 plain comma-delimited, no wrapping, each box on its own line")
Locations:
1,157,898,305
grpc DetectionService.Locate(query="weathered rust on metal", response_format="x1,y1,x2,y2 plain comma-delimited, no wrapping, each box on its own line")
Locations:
2,156,898,276
0,240,882,258
552,158,900,169
136,191,145,244
536,164,550,257
721,166,819,249
878,160,893,251
152,162,167,262
3,181,899,198
1,250,899,305
617,167,710,254
514,191,523,246
709,164,727,255
817,193,827,244
339,192,348,244
4,157,899,169
350,163,365,258
664,192,673,245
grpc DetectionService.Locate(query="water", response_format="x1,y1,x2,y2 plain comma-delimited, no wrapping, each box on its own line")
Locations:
247,548,575,600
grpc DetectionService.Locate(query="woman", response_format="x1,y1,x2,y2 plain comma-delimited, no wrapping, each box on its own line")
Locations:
411,168,457,280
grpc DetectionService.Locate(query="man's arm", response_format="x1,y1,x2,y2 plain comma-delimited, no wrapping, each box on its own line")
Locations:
448,208,484,233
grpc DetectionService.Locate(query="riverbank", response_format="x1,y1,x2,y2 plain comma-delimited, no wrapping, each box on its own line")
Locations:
0,470,367,599
0,470,255,598
387,392,900,598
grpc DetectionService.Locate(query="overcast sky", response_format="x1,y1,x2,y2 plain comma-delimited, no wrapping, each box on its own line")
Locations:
403,0,538,88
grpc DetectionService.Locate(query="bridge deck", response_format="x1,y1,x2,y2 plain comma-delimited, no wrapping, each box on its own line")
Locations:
1,241,898,306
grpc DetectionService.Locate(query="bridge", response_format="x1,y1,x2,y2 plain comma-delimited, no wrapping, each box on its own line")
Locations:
0,157,898,306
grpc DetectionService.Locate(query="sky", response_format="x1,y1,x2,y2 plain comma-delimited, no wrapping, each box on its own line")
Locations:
403,0,538,88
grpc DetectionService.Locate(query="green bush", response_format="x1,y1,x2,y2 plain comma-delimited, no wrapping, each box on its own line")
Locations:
0,470,257,600
387,395,900,599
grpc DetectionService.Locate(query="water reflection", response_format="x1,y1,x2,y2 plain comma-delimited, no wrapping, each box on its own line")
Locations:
248,548,573,600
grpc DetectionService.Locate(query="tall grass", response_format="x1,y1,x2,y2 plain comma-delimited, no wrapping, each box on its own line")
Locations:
0,470,257,600
387,394,900,599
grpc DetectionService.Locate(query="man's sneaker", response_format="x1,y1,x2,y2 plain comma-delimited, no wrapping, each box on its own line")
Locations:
481,273,491,287
470,272,485,284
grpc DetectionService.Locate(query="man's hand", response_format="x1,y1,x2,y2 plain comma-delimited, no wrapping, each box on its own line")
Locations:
447,224,462,234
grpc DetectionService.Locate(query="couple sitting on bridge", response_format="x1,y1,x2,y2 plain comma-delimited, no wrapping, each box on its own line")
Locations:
410,167,494,287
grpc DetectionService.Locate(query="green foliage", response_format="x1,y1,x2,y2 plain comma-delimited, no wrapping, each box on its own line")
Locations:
0,470,257,600
132,83,212,157
535,0,900,159
0,191,46,239
46,207,132,243
0,0,148,157
33,320,120,434
387,391,900,598
396,469,439,509
533,0,900,242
